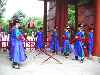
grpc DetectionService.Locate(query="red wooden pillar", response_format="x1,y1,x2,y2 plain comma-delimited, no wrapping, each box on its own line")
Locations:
75,1,78,32
94,0,100,56
55,0,68,46
43,0,47,44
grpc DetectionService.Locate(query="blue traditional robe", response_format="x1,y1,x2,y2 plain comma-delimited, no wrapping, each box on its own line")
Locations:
50,31,59,52
63,31,71,54
74,31,85,59
11,26,26,64
36,31,44,49
8,32,13,59
88,32,94,56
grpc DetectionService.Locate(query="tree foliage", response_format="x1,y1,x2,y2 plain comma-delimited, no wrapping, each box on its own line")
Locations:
0,0,7,16
0,17,9,32
68,5,75,26
11,10,43,36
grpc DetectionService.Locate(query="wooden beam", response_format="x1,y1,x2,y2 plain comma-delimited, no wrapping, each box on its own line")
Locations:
75,1,78,32
43,0,47,44
55,0,68,46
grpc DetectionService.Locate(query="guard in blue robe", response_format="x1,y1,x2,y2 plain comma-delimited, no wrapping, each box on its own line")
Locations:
11,21,26,69
62,27,71,56
8,22,13,61
74,27,85,63
36,28,44,49
88,29,94,58
8,32,13,61
50,29,59,53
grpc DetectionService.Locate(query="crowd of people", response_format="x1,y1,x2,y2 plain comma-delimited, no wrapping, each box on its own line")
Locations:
0,18,94,69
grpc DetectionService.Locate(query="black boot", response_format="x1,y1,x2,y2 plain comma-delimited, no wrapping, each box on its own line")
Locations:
15,63,20,69
64,53,69,56
12,62,20,69
9,57,12,61
52,50,55,53
75,56,78,60
80,59,84,63
12,62,17,68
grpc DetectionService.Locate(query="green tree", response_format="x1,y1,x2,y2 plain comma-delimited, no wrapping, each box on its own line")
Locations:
0,0,7,16
27,16,43,36
68,5,75,26
30,16,43,29
11,10,43,36
0,17,9,32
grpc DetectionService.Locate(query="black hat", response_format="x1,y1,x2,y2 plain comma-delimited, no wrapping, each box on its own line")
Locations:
15,19,20,23
66,26,70,29
79,24,84,27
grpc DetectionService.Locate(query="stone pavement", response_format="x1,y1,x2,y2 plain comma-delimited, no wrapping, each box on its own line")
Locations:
0,50,100,75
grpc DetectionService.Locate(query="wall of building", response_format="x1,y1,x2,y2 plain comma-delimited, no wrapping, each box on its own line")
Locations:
78,4,95,25
47,1,95,29
47,0,95,47
47,0,56,31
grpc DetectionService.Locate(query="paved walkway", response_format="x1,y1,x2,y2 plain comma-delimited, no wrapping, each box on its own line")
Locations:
0,50,100,75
